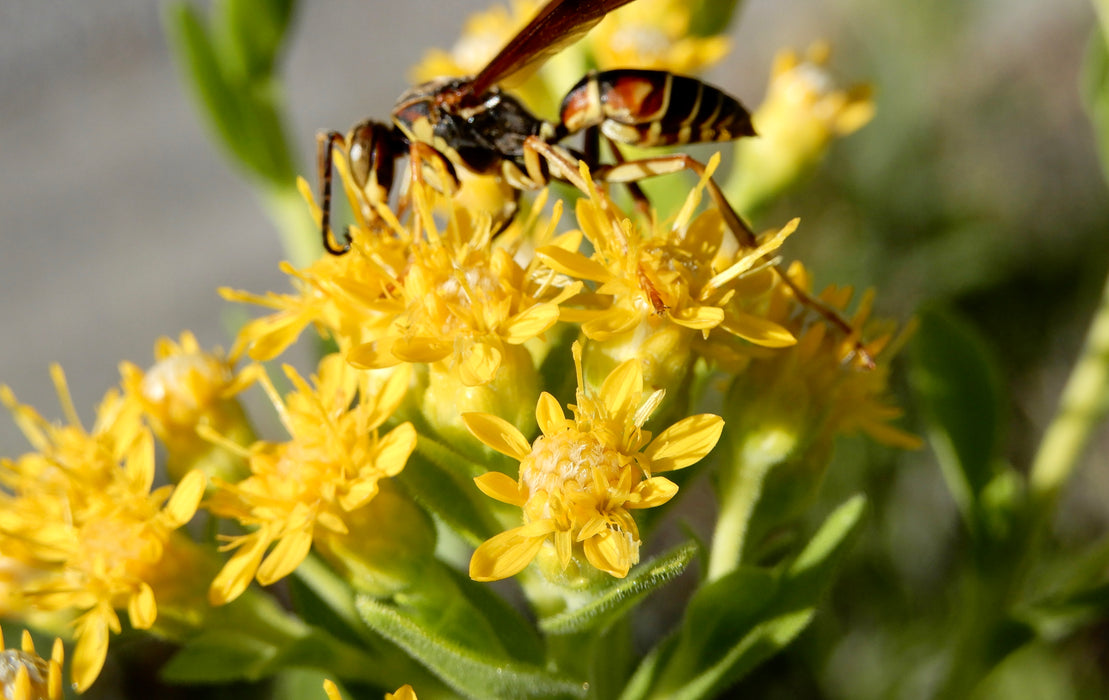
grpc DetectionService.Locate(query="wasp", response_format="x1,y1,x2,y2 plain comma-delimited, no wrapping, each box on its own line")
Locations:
317,0,759,255
317,0,872,364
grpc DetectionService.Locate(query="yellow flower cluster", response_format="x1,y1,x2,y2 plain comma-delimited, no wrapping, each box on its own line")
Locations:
0,2,913,694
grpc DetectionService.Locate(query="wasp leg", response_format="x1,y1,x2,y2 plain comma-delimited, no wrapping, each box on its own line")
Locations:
401,142,461,228
317,130,353,255
590,153,757,247
602,136,653,220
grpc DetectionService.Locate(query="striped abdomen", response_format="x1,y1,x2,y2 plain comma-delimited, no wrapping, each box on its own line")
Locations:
559,69,755,147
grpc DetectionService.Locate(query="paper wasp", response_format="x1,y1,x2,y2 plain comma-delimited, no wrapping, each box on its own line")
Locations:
317,0,759,254
317,0,872,363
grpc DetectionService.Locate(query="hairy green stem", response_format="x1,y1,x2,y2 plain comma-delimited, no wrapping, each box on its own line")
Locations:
707,452,774,581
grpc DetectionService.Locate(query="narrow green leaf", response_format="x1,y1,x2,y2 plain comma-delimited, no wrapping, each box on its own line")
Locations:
619,634,676,700
909,306,1006,530
356,596,587,699
221,0,296,80
779,493,867,602
541,542,698,635
164,3,249,166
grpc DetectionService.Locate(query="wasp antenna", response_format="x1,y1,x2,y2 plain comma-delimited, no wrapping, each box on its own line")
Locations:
317,130,352,255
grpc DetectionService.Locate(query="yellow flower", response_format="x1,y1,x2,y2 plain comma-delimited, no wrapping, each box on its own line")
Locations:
120,331,258,482
206,354,419,605
0,370,208,692
347,185,579,389
727,43,875,213
724,261,920,486
538,158,796,390
463,342,723,583
589,0,731,75
411,1,542,82
0,625,64,700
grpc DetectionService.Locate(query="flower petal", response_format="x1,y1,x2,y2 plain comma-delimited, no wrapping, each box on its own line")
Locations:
469,525,549,581
162,469,207,528
462,412,531,461
720,312,797,347
535,392,568,436
458,341,502,386
536,246,612,282
644,414,725,472
128,582,157,630
503,304,560,344
257,529,313,585
474,472,525,506
601,359,643,421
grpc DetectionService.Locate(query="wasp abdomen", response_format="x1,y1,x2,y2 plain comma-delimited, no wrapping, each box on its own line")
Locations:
560,69,755,148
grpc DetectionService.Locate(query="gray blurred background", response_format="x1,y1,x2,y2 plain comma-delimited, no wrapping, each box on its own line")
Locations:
0,1,1103,502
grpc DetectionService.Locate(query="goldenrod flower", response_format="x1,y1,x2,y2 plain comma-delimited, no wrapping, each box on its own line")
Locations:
206,354,418,605
0,370,208,692
538,158,796,391
463,342,723,582
590,0,731,75
411,1,541,81
347,186,578,387
727,43,875,212
0,626,64,700
120,331,258,482
723,261,920,514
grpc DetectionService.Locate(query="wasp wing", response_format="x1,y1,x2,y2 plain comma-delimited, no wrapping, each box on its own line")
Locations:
459,0,638,102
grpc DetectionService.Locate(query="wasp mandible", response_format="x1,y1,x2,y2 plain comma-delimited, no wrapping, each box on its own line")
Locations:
317,0,758,256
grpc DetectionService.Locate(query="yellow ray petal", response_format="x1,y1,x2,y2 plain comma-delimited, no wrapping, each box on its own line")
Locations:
462,412,531,461
347,339,404,369
644,414,725,472
536,246,612,282
600,359,643,420
257,528,313,585
474,471,525,506
719,312,797,347
127,582,157,630
162,470,207,528
535,392,568,435
503,304,560,345
469,525,549,581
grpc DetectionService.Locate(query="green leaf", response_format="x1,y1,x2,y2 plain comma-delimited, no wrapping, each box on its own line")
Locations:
444,565,546,665
619,634,677,700
164,3,249,167
220,0,296,81
644,495,866,699
1082,23,1109,187
161,630,278,683
909,306,1007,533
356,596,587,699
163,1,298,186
541,542,698,635
398,436,502,544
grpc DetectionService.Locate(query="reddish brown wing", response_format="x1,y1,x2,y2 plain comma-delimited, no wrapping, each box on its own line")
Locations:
458,0,639,103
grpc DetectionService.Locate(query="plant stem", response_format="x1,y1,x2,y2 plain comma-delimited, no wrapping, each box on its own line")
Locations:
1029,268,1109,514
262,184,321,269
707,451,774,581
